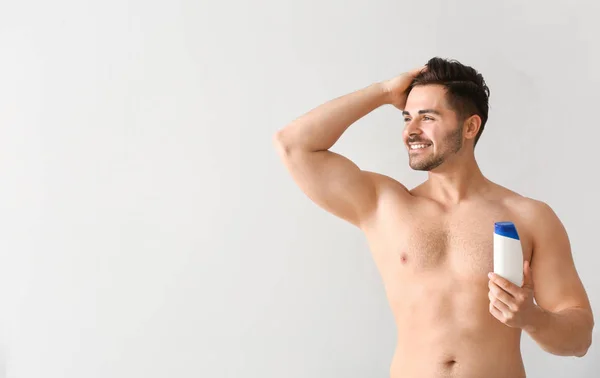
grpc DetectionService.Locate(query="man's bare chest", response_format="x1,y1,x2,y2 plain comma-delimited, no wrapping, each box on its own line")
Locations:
366,204,533,278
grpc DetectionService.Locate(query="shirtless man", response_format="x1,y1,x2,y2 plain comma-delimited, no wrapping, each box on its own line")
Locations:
273,57,594,377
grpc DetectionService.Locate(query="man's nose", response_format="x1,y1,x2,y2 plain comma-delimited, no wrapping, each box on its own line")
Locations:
404,120,422,136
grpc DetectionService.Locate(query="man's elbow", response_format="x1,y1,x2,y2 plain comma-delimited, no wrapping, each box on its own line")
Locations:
574,319,594,357
574,339,591,357
273,129,300,157
547,336,592,357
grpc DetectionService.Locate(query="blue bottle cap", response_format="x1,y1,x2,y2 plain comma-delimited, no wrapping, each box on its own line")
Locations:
494,221,520,240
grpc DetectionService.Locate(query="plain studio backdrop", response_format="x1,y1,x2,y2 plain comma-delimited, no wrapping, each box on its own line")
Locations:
1,0,599,377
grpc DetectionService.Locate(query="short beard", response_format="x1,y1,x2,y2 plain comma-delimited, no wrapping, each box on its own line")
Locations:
409,126,463,171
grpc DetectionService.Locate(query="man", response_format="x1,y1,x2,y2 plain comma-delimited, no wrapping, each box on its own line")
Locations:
273,57,594,377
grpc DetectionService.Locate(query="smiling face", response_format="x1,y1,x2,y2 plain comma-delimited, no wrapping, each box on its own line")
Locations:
402,85,465,171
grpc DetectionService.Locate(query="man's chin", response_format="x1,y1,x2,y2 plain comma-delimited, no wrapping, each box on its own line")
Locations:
410,165,432,172
409,158,443,171
409,158,428,171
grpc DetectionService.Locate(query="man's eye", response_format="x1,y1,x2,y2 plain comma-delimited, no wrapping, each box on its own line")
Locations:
423,116,434,121
404,118,411,122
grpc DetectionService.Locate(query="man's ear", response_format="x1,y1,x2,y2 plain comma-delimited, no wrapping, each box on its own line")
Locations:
463,115,482,141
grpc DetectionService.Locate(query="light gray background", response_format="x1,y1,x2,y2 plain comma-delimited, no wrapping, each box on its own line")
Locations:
1,0,599,377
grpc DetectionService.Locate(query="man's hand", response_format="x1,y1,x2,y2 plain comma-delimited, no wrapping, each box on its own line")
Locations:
382,65,427,110
488,260,540,330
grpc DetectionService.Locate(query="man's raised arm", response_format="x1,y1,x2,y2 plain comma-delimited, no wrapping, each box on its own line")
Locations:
272,67,424,227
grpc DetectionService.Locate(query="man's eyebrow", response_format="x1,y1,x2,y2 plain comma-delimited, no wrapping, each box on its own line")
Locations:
402,109,442,116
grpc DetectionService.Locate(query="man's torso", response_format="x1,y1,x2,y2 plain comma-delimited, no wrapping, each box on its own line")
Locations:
362,178,535,378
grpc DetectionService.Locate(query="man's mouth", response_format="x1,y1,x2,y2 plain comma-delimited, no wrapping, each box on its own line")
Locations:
409,143,432,150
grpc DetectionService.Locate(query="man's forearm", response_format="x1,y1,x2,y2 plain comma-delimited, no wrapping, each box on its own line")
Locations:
525,305,594,357
274,82,390,152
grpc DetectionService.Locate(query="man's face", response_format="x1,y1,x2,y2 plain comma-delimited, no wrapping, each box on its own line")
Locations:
402,85,464,171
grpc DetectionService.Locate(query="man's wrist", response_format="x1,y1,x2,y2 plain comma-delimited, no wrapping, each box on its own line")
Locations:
523,304,547,334
371,81,392,106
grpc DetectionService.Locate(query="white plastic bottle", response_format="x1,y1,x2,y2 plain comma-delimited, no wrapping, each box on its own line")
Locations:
493,221,524,287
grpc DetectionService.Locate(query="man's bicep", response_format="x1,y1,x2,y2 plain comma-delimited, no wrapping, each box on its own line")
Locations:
530,202,592,313
277,148,379,227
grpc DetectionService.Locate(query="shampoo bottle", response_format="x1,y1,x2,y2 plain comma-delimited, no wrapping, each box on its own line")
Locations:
493,221,524,287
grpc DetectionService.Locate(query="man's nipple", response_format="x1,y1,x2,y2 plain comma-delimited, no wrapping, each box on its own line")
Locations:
399,252,408,264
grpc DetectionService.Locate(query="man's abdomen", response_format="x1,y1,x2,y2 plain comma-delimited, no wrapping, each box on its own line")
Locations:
389,327,525,378
386,275,526,378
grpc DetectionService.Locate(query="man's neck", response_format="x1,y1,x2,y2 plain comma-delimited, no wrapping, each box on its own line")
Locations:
424,156,490,206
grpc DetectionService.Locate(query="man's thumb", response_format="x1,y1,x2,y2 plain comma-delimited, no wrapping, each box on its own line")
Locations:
522,260,534,288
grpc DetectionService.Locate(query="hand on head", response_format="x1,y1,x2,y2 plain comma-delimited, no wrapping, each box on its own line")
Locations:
383,65,427,110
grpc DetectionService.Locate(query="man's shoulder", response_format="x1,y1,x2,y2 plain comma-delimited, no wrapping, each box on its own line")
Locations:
503,194,553,218
504,193,547,210
499,191,561,232
488,182,552,214
363,171,412,196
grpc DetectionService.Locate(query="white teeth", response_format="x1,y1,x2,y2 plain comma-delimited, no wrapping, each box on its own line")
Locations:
410,144,430,149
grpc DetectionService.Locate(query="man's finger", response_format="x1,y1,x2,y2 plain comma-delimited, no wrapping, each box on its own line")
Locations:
488,272,520,297
489,281,518,310
489,301,506,323
489,290,512,314
522,260,534,288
